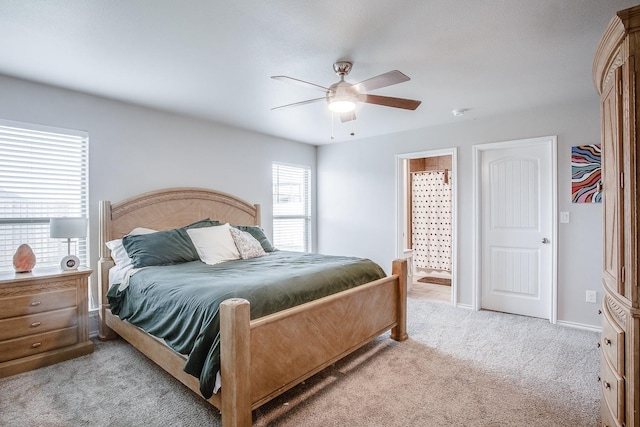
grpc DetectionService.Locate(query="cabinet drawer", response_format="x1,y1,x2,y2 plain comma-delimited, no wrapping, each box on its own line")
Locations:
601,398,622,427
0,288,76,319
0,327,78,362
0,308,78,341
601,308,624,375
600,354,624,423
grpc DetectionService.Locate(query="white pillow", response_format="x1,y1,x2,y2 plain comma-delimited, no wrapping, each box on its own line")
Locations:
229,227,266,259
186,223,241,265
106,239,131,267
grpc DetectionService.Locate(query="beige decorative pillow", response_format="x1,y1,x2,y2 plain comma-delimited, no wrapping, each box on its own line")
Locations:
229,227,267,260
186,223,241,265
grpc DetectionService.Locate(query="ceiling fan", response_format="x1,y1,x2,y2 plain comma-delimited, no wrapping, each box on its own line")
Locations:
271,61,421,122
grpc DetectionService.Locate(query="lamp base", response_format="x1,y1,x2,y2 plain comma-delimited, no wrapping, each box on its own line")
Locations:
61,255,80,271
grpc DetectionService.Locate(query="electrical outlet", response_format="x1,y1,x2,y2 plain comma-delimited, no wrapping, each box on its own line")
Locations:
586,290,597,303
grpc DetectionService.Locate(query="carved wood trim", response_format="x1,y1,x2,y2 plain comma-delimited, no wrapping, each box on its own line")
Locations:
605,293,627,328
602,49,625,93
593,14,626,94
111,187,258,220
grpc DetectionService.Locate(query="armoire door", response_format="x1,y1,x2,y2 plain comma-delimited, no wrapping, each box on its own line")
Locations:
601,67,625,297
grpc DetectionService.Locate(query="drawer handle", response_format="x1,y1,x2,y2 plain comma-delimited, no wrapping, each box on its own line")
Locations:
31,342,42,349
30,321,41,328
597,342,601,348
604,338,612,346
604,381,611,390
30,301,41,307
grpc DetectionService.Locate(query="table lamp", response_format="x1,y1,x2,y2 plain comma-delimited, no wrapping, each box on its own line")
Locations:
50,217,87,270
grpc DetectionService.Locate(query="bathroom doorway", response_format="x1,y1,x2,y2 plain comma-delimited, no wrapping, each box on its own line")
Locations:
396,148,457,305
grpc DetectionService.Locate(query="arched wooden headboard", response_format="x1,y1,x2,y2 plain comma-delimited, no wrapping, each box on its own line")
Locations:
97,187,260,339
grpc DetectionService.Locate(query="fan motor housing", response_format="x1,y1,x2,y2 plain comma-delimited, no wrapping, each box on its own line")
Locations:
333,61,352,76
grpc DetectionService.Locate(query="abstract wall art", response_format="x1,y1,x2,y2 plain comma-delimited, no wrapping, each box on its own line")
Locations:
571,144,601,203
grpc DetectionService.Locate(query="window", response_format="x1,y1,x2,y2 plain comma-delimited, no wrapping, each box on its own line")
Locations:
272,162,311,252
0,119,89,272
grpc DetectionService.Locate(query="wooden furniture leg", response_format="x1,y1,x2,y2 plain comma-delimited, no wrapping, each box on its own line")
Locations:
221,298,252,427
391,258,408,341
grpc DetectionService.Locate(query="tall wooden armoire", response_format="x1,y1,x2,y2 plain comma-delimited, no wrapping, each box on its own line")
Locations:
593,5,640,427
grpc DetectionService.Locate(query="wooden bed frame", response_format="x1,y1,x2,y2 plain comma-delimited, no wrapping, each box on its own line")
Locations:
97,187,407,427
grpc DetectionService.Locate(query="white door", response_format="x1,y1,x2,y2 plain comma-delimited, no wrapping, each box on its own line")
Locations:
479,138,555,319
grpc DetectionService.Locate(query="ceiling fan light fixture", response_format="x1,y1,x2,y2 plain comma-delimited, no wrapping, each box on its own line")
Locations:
327,79,358,113
327,97,357,113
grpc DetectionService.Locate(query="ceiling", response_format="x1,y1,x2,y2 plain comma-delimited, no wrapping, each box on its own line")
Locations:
0,1,637,146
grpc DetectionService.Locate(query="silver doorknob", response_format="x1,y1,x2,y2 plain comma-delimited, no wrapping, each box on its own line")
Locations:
541,238,550,244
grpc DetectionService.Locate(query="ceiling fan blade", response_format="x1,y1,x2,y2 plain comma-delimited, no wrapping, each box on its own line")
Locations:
271,97,325,111
271,76,329,92
340,111,356,122
353,70,410,92
360,94,421,110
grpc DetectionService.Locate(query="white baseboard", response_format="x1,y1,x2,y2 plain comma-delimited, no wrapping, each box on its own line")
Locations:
453,302,473,310
446,303,601,333
556,319,601,333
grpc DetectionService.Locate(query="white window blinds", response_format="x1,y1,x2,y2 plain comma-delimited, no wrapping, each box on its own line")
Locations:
0,120,89,272
272,162,311,252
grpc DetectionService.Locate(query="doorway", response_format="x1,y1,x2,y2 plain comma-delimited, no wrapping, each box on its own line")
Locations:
473,136,557,322
396,148,457,305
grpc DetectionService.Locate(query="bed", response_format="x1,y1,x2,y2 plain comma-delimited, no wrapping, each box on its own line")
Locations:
97,187,408,426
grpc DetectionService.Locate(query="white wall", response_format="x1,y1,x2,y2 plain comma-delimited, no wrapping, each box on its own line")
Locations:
0,74,316,306
317,98,603,328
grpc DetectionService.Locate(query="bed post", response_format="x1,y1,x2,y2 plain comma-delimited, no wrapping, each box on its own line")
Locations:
97,200,117,340
390,259,408,341
220,298,252,427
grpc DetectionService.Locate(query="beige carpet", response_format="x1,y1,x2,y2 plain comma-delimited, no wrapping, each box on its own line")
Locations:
0,298,600,426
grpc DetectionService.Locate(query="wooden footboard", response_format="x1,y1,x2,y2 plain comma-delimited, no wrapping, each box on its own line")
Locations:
221,258,407,426
103,258,406,427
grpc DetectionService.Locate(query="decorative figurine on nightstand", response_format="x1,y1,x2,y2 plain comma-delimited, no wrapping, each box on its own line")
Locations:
13,243,36,272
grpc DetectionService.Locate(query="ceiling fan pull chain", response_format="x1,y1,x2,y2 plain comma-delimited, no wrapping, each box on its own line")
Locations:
351,110,355,136
331,111,335,140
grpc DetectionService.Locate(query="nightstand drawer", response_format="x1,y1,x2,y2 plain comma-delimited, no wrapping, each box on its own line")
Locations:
601,308,624,375
600,353,624,423
0,288,76,319
0,326,78,362
0,307,78,341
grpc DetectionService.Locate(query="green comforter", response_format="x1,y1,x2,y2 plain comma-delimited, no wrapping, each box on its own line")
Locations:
107,251,386,398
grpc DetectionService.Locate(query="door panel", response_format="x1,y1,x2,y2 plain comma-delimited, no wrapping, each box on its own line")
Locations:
601,69,624,296
490,247,539,297
481,140,553,319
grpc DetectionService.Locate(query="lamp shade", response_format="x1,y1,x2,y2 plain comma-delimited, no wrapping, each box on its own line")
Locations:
50,217,87,238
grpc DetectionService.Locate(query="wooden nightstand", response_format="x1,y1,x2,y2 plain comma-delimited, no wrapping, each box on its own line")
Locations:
0,267,93,377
